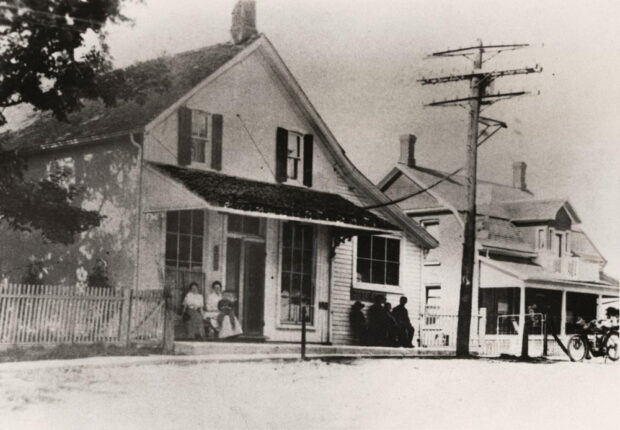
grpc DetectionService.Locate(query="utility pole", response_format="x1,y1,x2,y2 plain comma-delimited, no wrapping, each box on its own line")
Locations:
419,41,541,357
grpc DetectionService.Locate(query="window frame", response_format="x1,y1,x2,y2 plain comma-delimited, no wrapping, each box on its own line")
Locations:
353,234,403,293
420,219,441,266
278,221,317,327
190,109,212,166
165,210,206,272
537,227,546,250
286,131,303,180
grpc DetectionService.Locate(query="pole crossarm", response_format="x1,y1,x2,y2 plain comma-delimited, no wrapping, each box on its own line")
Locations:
419,66,542,85
430,43,530,58
426,91,527,107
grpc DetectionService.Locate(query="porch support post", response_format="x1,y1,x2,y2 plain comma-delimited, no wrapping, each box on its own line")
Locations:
596,295,603,320
517,285,526,351
560,290,567,336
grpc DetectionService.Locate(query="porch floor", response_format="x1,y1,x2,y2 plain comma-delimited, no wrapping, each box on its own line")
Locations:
174,341,456,359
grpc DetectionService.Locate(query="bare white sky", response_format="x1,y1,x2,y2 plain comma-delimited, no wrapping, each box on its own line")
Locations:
104,0,618,276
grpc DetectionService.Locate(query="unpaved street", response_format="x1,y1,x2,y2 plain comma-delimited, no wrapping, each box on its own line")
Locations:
0,358,617,430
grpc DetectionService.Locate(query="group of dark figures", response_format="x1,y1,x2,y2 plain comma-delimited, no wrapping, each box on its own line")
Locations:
350,295,415,347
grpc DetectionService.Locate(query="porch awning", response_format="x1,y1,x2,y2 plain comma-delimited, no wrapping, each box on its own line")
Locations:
145,162,398,232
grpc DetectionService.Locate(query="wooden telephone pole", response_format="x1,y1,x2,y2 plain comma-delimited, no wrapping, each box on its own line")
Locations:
419,41,541,356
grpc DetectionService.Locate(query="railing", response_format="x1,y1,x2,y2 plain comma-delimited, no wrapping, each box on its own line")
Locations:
536,253,600,281
0,283,164,348
417,314,484,349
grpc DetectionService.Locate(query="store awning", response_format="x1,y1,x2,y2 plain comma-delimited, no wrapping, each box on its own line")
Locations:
145,162,398,233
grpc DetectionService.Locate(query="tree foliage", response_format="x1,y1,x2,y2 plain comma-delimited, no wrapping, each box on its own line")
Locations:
0,1,150,244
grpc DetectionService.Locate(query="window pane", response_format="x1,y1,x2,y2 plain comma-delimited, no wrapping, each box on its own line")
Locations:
287,133,300,157
166,211,179,233
302,249,313,274
291,274,302,300
165,233,178,261
287,158,298,179
191,111,208,137
179,211,192,234
292,249,303,273
282,222,292,247
244,216,260,235
228,214,243,233
191,237,203,264
357,235,371,258
301,274,312,299
371,261,385,284
192,210,204,235
386,262,399,285
357,259,371,283
302,226,314,250
178,236,191,263
191,138,205,163
386,239,400,262
282,248,291,272
372,237,386,261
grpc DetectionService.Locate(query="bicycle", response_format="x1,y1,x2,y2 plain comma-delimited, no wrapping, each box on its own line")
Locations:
567,319,619,362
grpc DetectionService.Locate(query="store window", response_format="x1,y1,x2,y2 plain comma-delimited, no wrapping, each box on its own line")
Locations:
356,235,400,286
165,210,204,271
280,222,315,324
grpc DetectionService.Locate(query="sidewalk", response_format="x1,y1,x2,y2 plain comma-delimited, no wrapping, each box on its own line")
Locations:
0,342,456,372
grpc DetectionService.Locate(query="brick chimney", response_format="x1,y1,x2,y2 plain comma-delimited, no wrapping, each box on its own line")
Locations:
512,161,527,191
398,134,417,167
231,0,258,44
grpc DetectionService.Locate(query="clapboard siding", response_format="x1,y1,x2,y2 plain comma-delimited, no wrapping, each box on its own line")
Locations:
331,240,354,344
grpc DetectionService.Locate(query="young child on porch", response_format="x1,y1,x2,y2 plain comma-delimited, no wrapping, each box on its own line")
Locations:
204,281,223,338
216,298,243,339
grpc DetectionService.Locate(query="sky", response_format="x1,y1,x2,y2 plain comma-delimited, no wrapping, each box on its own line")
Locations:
23,0,620,275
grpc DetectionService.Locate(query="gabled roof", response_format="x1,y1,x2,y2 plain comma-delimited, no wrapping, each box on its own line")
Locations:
1,41,252,151
384,164,533,215
150,163,396,231
499,199,581,224
1,34,437,248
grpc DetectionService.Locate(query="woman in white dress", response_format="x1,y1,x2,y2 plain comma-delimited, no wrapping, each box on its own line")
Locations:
182,282,205,340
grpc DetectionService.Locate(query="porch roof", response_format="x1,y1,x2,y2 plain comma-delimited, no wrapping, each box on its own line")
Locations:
480,257,619,295
149,163,398,231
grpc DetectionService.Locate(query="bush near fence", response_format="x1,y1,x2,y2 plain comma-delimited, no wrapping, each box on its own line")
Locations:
0,283,164,349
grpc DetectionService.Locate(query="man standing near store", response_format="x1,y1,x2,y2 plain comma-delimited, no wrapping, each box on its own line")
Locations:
393,296,415,348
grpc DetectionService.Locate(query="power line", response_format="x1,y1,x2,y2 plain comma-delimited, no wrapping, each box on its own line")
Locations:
362,167,463,210
236,113,276,178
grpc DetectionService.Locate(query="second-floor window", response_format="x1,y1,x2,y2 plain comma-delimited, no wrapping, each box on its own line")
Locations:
356,234,400,286
276,127,313,187
537,228,546,249
421,219,440,265
191,110,211,164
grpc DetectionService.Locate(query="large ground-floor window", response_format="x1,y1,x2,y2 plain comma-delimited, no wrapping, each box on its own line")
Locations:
565,292,597,334
280,222,315,324
479,287,520,335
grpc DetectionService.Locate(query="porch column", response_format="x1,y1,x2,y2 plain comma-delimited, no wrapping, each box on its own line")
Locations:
560,290,567,336
596,295,603,320
518,285,526,337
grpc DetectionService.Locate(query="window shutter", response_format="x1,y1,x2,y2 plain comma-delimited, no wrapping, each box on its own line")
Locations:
303,134,313,187
177,107,192,166
275,127,288,183
211,114,223,171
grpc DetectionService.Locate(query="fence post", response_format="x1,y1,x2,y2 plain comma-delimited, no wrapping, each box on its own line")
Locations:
301,307,307,360
521,315,529,358
542,313,548,357
122,288,133,347
163,288,175,353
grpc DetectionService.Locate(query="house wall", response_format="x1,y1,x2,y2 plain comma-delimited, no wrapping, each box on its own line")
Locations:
0,141,140,288
144,46,362,206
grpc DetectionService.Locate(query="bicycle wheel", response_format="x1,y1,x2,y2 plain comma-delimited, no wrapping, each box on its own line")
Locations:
567,335,588,361
605,332,619,362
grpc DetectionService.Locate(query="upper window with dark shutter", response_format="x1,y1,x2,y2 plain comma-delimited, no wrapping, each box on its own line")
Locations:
178,108,223,171
275,127,313,187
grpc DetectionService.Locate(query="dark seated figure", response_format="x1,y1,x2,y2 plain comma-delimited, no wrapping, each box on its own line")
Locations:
350,301,367,346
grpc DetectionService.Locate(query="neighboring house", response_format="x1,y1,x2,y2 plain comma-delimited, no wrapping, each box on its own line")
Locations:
0,2,437,345
379,134,619,340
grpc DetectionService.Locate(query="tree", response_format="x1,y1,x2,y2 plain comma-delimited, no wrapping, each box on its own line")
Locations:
0,1,167,244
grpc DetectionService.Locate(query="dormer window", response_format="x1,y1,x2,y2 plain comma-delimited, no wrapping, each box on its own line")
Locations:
537,228,546,249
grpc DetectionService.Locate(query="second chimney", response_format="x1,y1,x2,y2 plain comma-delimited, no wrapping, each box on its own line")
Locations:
231,0,258,44
512,161,527,191
399,134,417,167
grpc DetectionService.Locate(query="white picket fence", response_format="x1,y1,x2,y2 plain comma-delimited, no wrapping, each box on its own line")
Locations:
0,283,164,348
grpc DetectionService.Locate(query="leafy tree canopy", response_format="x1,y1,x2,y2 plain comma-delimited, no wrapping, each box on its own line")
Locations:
0,0,164,244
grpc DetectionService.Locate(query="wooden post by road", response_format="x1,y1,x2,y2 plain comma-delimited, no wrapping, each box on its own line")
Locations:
163,288,175,353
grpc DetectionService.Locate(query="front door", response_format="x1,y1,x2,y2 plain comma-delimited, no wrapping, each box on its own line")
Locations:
225,237,265,336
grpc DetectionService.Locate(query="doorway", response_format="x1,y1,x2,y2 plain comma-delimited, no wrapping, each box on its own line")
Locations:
225,215,266,337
